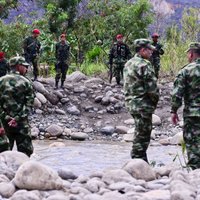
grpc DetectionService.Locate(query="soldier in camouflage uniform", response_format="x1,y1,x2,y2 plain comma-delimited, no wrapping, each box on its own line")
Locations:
109,34,131,85
0,52,10,77
171,42,200,169
0,56,34,157
123,39,159,162
55,34,70,89
150,33,164,78
23,29,41,81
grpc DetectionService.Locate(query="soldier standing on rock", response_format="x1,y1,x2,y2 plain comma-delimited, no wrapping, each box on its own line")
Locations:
0,56,34,157
0,52,10,77
109,34,132,85
171,42,200,170
55,34,70,89
150,33,164,78
23,29,41,81
123,39,159,163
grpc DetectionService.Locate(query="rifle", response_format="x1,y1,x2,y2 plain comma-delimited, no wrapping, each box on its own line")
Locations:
109,64,113,84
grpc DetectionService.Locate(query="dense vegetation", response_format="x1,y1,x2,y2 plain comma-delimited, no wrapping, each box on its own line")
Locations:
0,0,199,77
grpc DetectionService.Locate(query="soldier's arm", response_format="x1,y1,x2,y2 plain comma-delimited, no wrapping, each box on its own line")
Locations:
142,63,159,104
158,44,164,55
55,43,59,59
171,70,185,113
14,81,35,121
109,47,114,65
23,38,28,53
126,45,132,59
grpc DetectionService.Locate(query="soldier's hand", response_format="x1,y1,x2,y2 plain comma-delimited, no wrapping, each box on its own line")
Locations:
0,128,5,136
8,118,17,127
171,113,179,125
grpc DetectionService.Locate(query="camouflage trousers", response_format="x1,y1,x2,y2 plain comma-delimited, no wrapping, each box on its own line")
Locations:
25,54,39,77
131,113,152,163
55,62,69,82
184,117,200,169
0,118,33,157
151,58,160,79
112,63,125,85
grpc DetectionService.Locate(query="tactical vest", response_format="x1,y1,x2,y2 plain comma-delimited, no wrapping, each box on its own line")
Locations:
56,42,70,61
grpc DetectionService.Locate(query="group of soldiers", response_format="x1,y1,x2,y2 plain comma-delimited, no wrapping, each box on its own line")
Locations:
123,38,200,170
109,33,164,84
0,29,71,157
0,28,200,171
23,29,70,89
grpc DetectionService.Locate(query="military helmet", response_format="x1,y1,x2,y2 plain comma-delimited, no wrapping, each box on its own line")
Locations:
186,42,200,52
134,38,155,50
9,56,29,68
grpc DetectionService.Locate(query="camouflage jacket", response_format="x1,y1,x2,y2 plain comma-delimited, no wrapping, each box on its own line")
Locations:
23,36,41,57
151,42,164,60
109,42,132,65
0,71,34,122
171,58,200,117
55,41,70,62
0,59,10,77
123,53,159,114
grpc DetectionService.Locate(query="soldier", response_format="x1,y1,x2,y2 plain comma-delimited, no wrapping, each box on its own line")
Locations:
150,33,164,78
0,56,34,157
123,39,159,163
55,34,70,89
0,52,10,77
23,29,41,81
171,42,200,169
109,34,131,85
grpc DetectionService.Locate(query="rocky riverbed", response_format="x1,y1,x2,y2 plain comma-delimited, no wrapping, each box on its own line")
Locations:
29,71,183,145
0,71,191,200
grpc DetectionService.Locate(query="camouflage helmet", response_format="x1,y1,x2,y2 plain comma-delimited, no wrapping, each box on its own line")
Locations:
9,56,29,68
134,38,155,50
186,42,200,52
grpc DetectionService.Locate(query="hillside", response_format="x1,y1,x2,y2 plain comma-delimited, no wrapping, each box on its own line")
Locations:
4,0,200,27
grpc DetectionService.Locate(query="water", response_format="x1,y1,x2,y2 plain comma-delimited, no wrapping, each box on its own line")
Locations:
33,140,184,176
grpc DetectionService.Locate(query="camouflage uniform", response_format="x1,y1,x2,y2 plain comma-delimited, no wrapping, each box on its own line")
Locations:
109,41,131,84
0,58,10,77
23,36,41,80
55,40,70,88
123,39,159,162
150,41,164,78
171,43,200,169
0,56,34,157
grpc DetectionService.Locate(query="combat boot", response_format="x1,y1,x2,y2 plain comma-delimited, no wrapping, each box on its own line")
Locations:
61,81,64,89
54,81,59,89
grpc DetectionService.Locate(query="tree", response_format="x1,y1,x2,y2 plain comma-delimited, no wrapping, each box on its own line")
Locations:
37,0,81,34
0,0,18,19
181,8,200,41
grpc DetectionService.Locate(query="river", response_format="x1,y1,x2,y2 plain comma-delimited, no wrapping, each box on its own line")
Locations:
32,140,185,176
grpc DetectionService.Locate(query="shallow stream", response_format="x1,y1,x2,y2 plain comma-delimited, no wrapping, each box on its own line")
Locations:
33,141,184,175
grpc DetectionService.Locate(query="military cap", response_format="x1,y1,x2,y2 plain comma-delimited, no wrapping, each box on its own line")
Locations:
32,29,40,34
186,42,200,52
134,38,155,50
116,34,123,39
0,52,5,59
9,56,29,68
60,34,66,38
152,33,159,38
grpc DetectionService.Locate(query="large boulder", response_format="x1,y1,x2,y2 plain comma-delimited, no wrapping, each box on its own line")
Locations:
122,159,156,181
13,161,63,190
